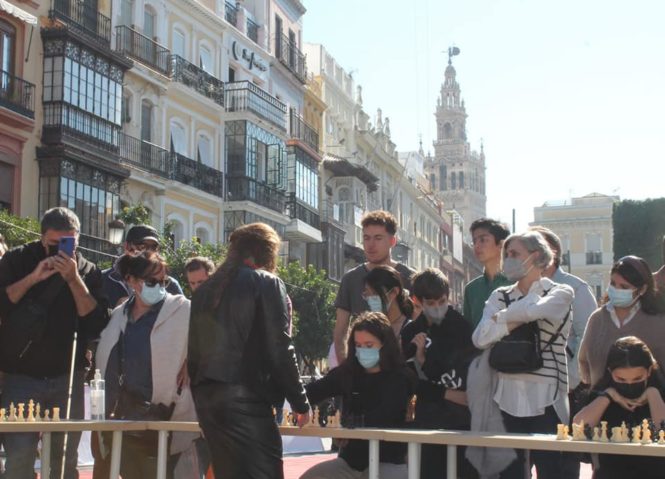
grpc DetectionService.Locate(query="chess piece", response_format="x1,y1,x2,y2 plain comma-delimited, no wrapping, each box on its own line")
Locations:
621,422,629,442
35,403,41,421
17,403,25,422
43,409,50,422
610,427,621,443
313,407,320,427
556,424,566,440
280,409,288,427
27,400,35,422
658,430,665,445
327,415,334,428
52,407,60,422
632,426,642,443
0,408,5,422
592,427,600,441
572,422,586,441
600,421,609,442
8,403,16,422
335,410,341,428
642,419,652,444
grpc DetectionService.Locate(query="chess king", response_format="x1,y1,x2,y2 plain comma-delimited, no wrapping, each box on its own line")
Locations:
574,336,665,478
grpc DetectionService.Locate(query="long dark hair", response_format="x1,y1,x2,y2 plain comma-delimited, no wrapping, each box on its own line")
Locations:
593,336,663,391
197,223,281,310
341,311,404,374
607,256,660,314
364,265,413,317
117,251,167,280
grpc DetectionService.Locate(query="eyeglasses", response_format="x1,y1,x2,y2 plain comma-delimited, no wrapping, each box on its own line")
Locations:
143,277,170,288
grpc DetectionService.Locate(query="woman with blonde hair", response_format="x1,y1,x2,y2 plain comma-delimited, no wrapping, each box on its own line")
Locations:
189,223,310,479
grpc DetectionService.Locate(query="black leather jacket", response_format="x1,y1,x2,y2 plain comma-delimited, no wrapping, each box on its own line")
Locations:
188,265,309,413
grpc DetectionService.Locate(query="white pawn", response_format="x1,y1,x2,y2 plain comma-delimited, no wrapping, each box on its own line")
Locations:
592,427,600,442
658,430,665,445
43,409,50,422
610,427,621,443
0,408,5,422
35,403,41,422
632,426,642,443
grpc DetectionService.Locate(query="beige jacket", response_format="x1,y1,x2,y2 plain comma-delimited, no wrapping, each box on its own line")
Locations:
96,293,198,454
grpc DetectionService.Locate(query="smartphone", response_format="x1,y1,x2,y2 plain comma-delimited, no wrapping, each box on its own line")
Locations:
58,236,76,257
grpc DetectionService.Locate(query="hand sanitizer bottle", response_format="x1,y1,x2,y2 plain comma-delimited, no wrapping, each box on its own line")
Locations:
90,369,105,421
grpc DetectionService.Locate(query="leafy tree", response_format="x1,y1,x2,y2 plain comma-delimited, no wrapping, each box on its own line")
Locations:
0,210,41,248
277,262,338,374
118,204,152,227
613,198,665,270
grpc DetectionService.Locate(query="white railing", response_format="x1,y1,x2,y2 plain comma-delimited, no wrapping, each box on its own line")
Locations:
4,421,665,479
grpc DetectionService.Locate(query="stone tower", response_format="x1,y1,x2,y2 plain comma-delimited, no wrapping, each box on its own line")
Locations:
425,54,486,231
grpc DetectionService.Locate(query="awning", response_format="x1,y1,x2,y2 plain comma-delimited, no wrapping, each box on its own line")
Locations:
0,0,37,25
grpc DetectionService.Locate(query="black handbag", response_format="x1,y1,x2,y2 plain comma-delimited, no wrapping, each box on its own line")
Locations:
489,288,568,374
110,332,176,457
0,276,65,372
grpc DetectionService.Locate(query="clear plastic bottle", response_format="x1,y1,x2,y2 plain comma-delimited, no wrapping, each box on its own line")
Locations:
90,369,105,421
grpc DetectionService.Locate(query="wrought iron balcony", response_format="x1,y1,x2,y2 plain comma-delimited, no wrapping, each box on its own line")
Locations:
118,133,172,177
172,153,224,197
246,18,259,44
225,81,287,131
0,70,35,118
289,109,318,152
226,176,286,214
115,25,170,75
275,33,306,83
225,1,238,27
50,0,112,44
286,193,320,229
169,55,224,107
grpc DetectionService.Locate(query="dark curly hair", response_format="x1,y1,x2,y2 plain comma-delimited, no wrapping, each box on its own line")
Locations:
342,311,404,374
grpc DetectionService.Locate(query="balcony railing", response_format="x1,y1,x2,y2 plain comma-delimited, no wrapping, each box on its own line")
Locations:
289,109,318,152
275,33,307,83
172,153,224,197
246,18,259,43
225,1,237,26
225,81,287,131
286,193,320,229
50,0,112,44
169,55,224,107
115,25,170,75
0,70,35,118
226,176,286,213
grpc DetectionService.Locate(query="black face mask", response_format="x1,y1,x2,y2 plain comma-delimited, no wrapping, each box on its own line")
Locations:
611,380,647,399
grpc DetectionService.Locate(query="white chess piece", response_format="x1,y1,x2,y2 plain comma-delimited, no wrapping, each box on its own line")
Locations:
17,403,25,422
658,430,665,445
600,421,609,442
52,407,60,422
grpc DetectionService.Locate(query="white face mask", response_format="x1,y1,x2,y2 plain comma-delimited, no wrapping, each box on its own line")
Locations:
423,304,448,325
502,254,534,281
366,295,383,312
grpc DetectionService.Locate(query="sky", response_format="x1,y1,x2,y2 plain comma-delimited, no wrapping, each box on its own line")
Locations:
302,0,665,231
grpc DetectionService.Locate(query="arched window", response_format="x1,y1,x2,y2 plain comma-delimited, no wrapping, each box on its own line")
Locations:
172,28,186,58
450,172,457,190
140,99,153,141
199,44,213,73
169,120,187,156
443,123,453,139
0,19,16,74
439,164,447,191
143,6,156,39
197,134,212,166
171,219,184,247
195,226,210,244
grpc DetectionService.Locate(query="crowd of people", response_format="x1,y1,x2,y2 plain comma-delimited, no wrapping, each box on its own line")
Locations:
0,206,664,479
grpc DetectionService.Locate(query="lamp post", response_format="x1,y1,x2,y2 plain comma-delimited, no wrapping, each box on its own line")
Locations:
107,218,126,247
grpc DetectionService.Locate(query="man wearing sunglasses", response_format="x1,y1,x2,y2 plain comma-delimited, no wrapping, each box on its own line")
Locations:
102,225,183,309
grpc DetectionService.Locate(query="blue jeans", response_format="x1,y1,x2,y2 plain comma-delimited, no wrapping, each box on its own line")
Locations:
1,372,84,479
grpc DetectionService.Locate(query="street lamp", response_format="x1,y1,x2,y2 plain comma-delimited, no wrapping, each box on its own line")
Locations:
107,217,126,245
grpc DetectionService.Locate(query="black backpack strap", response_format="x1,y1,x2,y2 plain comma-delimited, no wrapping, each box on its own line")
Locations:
540,288,571,351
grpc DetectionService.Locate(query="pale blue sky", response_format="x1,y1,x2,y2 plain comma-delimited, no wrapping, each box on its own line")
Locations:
303,0,665,231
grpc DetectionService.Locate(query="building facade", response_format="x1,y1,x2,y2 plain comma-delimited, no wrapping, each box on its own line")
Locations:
425,57,486,233
532,192,619,300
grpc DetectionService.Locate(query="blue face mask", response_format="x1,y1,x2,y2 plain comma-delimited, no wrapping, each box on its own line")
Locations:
355,346,381,369
140,282,167,306
607,285,637,308
366,295,383,313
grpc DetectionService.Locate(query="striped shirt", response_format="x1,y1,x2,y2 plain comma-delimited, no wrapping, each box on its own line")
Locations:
472,277,574,419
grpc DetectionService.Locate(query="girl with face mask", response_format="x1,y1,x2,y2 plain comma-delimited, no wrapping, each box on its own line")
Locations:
300,312,416,479
574,336,665,478
579,256,665,389
93,252,197,479
363,265,414,340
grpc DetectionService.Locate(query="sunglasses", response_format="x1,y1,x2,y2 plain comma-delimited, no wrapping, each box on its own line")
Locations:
129,242,159,253
143,277,170,288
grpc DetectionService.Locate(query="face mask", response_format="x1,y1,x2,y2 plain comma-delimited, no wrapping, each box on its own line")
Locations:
423,304,448,325
502,255,533,282
611,379,647,399
607,285,638,308
366,295,383,313
139,282,166,306
355,347,381,369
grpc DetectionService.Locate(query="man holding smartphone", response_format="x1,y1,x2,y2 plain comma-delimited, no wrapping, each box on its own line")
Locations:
0,207,108,479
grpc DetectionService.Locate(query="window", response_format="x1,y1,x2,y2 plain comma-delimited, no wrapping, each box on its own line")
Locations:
0,161,14,212
197,135,212,166
195,226,210,244
439,164,447,190
450,172,457,189
172,29,186,58
256,139,267,181
288,29,296,69
0,19,15,75
199,45,212,73
459,171,464,189
170,121,187,155
140,100,152,141
119,0,133,26
274,15,283,57
143,8,155,39
122,95,131,123
287,146,319,209
228,67,235,82
586,233,602,265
